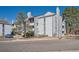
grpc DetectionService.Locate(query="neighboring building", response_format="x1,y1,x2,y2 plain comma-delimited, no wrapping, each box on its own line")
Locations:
4,25,12,35
0,20,12,36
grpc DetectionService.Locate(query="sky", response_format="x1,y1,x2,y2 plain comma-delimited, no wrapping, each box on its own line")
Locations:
0,6,79,23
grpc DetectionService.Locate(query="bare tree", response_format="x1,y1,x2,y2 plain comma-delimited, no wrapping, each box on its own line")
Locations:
16,12,28,37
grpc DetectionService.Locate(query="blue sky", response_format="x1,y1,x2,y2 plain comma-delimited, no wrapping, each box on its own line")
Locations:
0,6,79,23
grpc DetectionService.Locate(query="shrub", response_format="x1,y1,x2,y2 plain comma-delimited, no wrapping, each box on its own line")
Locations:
23,31,34,38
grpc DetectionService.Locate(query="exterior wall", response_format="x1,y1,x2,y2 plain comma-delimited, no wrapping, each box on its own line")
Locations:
4,25,12,35
28,17,34,32
37,18,44,35
54,15,64,36
52,15,63,36
0,24,2,36
45,16,53,36
34,15,65,37
58,16,62,36
52,16,57,36
62,20,66,35
34,17,38,36
34,16,55,36
0,24,12,36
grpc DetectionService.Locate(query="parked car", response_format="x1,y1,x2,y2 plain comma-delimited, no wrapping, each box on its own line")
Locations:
5,34,13,38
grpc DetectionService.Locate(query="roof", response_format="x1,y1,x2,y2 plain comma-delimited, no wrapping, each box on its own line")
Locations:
34,12,55,19
0,20,9,24
44,12,54,16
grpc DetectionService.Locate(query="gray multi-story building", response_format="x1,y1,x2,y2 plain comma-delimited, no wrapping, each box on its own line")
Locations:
17,7,66,37
34,7,66,37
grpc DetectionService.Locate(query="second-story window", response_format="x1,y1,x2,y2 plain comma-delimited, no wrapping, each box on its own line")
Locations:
29,17,34,23
62,25,64,28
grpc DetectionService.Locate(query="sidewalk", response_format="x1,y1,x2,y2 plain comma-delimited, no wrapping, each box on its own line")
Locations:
0,34,78,42
0,37,60,42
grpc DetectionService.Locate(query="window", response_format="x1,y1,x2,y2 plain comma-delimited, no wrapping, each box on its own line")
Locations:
37,23,38,26
32,26,34,28
29,17,34,23
62,31,64,33
62,25,64,28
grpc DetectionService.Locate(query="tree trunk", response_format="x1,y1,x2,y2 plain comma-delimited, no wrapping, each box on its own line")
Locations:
66,21,69,34
23,22,26,38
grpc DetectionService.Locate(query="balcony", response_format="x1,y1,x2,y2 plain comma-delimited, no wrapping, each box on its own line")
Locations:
29,23,34,26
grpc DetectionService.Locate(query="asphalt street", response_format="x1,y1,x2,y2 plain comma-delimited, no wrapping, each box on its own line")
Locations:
0,39,79,52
